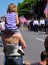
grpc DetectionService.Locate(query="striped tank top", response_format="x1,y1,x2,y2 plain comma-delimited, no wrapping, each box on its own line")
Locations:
5,12,18,31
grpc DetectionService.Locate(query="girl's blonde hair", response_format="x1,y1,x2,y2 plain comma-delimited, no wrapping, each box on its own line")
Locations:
7,3,17,13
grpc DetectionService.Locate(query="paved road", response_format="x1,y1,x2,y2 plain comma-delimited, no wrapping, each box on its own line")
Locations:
20,28,47,64
0,28,48,65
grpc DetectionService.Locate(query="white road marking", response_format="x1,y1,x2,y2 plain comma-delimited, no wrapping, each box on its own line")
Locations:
36,38,44,42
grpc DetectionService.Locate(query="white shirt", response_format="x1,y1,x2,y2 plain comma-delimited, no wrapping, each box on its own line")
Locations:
33,20,39,25
40,19,45,25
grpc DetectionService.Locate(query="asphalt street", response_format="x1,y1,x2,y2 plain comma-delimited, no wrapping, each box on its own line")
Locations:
0,28,48,65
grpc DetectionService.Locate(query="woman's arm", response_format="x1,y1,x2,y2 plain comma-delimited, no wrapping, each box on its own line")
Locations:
13,33,27,49
19,34,27,49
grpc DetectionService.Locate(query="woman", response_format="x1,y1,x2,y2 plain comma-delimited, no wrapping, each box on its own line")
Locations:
2,29,27,65
5,3,25,55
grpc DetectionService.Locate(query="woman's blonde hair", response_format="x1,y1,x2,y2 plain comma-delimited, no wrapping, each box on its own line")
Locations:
7,3,17,13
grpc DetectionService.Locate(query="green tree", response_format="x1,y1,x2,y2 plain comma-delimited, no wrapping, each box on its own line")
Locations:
35,0,46,19
17,0,37,19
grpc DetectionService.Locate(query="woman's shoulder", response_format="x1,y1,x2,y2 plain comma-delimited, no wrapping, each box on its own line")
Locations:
12,33,22,41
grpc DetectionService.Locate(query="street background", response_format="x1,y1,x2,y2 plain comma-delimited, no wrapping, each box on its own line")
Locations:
0,27,48,65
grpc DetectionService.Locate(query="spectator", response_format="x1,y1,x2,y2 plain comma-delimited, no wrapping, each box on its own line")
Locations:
45,17,48,33
40,17,45,32
33,19,39,32
2,30,27,65
5,3,25,55
2,3,27,65
31,50,48,65
44,36,48,51
23,60,30,65
29,18,34,31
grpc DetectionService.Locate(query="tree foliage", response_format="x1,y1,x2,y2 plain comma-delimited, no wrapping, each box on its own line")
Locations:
17,0,37,19
17,0,46,19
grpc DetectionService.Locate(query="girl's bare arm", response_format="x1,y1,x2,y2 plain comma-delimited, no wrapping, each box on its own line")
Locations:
16,14,19,25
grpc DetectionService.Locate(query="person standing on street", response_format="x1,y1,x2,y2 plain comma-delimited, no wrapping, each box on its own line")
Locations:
2,3,27,65
31,50,48,65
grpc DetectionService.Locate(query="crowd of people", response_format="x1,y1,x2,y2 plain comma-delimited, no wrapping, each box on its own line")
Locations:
27,17,48,33
0,3,48,65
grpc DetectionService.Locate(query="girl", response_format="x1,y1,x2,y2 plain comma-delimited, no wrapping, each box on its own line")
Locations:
5,3,25,55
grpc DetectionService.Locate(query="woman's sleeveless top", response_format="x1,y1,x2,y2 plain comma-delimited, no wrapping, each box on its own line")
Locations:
5,12,18,31
4,43,21,56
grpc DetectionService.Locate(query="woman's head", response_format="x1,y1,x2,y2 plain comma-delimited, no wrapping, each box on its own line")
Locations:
7,3,17,13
